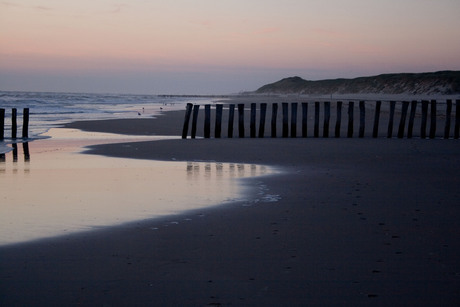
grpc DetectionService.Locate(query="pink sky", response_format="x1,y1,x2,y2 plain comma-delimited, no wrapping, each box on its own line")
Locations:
1,0,459,94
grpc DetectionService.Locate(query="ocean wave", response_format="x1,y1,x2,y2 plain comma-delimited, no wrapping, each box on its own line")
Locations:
0,91,215,139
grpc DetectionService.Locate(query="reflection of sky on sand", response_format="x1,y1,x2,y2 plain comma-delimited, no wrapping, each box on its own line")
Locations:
0,129,274,246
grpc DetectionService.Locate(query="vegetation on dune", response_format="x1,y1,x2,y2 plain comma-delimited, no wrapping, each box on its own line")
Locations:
255,71,460,95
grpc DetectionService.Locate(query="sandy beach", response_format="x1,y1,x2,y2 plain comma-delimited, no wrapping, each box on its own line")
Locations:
1,97,459,306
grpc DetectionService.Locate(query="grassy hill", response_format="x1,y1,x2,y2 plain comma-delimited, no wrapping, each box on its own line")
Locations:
255,71,460,95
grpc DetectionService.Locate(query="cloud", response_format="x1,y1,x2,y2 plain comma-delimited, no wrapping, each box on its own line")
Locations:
1,1,21,8
189,19,217,29
311,28,343,38
0,2,53,11
254,27,280,35
106,3,129,14
33,6,53,11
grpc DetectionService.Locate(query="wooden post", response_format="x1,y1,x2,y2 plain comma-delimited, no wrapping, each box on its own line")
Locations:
314,102,320,138
228,104,235,138
407,100,417,138
215,104,223,138
0,108,4,141
238,104,245,138
455,100,460,139
191,104,200,138
271,103,278,138
397,101,409,138
204,104,211,138
250,103,256,138
429,100,437,139
347,101,354,138
443,100,452,139
12,108,17,139
335,101,342,138
181,103,193,139
291,103,298,138
359,101,365,138
372,101,381,138
387,101,396,138
258,103,267,138
22,108,29,138
302,102,308,138
421,100,429,139
323,101,330,137
282,102,289,138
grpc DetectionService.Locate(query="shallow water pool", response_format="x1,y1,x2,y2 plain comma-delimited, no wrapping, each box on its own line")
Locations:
0,129,275,245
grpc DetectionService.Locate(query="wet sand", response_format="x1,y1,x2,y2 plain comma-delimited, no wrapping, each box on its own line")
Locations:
1,97,459,305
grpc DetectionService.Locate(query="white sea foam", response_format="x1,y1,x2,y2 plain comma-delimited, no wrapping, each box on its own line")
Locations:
0,91,218,140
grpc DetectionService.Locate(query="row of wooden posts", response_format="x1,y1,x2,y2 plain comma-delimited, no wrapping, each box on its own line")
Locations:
182,100,460,139
0,108,30,140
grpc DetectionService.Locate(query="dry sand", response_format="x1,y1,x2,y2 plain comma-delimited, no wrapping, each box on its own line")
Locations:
1,97,459,306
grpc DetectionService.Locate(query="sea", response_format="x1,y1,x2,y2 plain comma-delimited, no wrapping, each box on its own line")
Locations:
0,91,220,152
0,91,280,245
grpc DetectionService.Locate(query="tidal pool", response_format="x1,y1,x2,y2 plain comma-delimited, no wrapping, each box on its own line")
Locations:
0,129,275,245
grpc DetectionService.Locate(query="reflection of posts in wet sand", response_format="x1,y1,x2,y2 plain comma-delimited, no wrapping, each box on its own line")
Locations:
216,163,223,179
0,153,5,174
186,161,266,179
1,142,31,165
12,143,18,162
23,142,30,162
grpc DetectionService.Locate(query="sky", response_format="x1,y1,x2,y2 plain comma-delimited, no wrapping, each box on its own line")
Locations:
1,0,460,94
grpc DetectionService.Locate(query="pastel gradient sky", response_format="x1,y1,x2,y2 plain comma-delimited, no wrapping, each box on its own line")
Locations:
1,0,459,94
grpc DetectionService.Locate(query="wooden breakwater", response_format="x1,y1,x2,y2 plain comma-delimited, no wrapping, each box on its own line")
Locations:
0,108,30,140
182,100,460,139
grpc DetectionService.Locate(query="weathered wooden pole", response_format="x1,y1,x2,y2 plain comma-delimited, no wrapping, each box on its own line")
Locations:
421,100,429,139
238,104,245,138
429,100,437,139
314,102,320,138
323,101,330,137
282,102,289,138
0,108,4,141
22,108,29,138
191,104,200,138
455,100,460,139
204,104,211,138
397,101,409,138
407,100,417,138
181,103,193,139
12,108,17,139
258,103,267,138
372,101,381,138
347,101,354,138
359,101,365,138
291,103,298,138
228,104,235,138
387,101,396,138
444,100,452,139
250,103,257,138
215,104,223,138
302,102,308,138
271,103,278,138
335,101,342,138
